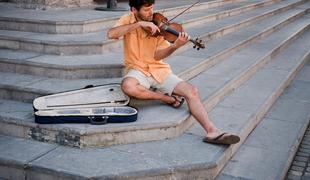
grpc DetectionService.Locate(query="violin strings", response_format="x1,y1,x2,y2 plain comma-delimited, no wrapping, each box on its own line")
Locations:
166,0,201,24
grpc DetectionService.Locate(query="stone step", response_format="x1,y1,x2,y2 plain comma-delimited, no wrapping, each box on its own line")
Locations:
0,16,308,148
217,62,310,180
0,2,308,79
0,11,308,102
0,22,309,180
0,0,243,34
171,0,275,29
0,50,125,79
0,0,304,55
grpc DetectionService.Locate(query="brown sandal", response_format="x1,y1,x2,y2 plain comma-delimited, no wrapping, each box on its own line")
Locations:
203,133,240,145
166,94,185,108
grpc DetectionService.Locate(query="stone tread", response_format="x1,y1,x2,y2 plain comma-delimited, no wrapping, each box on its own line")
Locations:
0,0,242,34
186,0,307,38
0,50,124,68
0,0,302,45
0,15,308,144
158,0,265,25
0,19,310,180
0,4,308,80
0,0,227,23
217,63,310,180
0,12,308,96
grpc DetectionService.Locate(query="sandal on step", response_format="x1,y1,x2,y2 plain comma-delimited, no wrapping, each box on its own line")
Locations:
203,133,240,145
166,94,185,108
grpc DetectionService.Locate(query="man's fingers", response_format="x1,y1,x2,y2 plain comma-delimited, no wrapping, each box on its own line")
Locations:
151,25,160,35
179,32,190,41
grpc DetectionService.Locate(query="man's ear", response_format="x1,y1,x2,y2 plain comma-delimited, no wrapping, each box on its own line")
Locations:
131,7,138,13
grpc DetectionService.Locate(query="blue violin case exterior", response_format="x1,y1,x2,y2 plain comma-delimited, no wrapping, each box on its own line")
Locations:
33,84,138,125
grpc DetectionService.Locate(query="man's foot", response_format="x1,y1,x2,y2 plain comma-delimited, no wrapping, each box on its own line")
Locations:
165,94,185,108
203,132,240,145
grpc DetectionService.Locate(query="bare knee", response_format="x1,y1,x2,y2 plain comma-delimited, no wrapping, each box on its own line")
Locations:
185,84,199,100
174,81,200,99
121,77,139,96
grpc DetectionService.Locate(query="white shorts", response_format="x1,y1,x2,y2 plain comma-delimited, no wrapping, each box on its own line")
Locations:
124,69,183,95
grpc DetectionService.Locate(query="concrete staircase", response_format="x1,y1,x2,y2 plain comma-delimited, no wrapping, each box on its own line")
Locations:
0,0,309,179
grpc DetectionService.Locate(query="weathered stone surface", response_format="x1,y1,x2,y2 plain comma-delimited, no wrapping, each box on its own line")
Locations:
0,135,57,180
218,29,310,180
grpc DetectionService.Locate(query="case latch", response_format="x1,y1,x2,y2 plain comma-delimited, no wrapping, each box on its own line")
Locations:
88,116,109,125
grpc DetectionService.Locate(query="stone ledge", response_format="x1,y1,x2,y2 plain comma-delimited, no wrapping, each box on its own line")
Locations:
0,29,308,180
0,0,270,34
218,64,310,180
0,0,303,55
0,18,308,148
0,4,306,81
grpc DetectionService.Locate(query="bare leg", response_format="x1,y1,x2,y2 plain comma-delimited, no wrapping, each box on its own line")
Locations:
123,78,238,143
122,77,178,105
173,81,223,138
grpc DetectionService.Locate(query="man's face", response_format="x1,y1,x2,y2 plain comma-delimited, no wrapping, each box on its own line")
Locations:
134,4,154,22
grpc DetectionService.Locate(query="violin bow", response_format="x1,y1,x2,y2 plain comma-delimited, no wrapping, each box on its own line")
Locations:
166,0,201,24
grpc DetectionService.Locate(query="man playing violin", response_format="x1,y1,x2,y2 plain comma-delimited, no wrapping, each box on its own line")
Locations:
107,0,240,145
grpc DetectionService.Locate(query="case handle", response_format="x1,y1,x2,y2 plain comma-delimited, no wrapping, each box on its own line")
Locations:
88,116,109,125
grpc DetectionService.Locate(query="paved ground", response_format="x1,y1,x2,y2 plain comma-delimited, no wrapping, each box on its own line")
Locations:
286,125,310,180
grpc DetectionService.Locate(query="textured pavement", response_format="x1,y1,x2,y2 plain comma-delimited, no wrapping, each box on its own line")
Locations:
286,126,310,180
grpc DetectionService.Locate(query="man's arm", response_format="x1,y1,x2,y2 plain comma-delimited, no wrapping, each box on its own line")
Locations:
107,21,160,39
154,32,190,60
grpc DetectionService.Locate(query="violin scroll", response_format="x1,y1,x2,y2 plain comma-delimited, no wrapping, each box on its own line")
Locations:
192,37,205,50
151,12,205,51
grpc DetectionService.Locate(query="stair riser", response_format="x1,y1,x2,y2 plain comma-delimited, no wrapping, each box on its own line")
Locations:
1,52,309,180
0,24,306,149
0,0,238,34
228,27,310,140
23,42,309,178
0,2,299,79
0,39,123,55
177,0,306,55
25,165,216,180
8,0,94,9
0,61,124,79
0,165,24,180
201,24,310,125
0,88,43,103
0,10,306,103
2,35,309,180
0,107,194,148
180,9,307,82
163,0,242,17
113,33,310,180
212,49,310,179
183,0,277,29
0,19,116,34
0,2,304,80
0,1,302,55
102,24,309,150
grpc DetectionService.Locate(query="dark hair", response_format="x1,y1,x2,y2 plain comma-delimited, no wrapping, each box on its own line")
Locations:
129,0,155,11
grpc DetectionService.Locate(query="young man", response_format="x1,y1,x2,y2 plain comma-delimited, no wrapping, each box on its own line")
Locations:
107,0,240,145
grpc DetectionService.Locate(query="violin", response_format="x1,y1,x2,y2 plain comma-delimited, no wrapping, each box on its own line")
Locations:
151,12,205,50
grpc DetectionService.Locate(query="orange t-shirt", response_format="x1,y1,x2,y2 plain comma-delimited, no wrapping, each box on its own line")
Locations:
113,12,172,83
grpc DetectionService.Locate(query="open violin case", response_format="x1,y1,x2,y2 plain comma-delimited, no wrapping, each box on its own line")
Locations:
33,84,138,125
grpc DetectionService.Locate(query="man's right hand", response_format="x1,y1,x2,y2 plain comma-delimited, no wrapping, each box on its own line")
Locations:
139,21,160,35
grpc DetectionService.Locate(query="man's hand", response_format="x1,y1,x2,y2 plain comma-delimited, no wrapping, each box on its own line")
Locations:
107,21,159,39
154,32,190,60
172,32,190,48
139,21,160,35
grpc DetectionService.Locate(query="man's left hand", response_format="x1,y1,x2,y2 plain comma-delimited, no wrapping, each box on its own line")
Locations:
172,32,190,49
